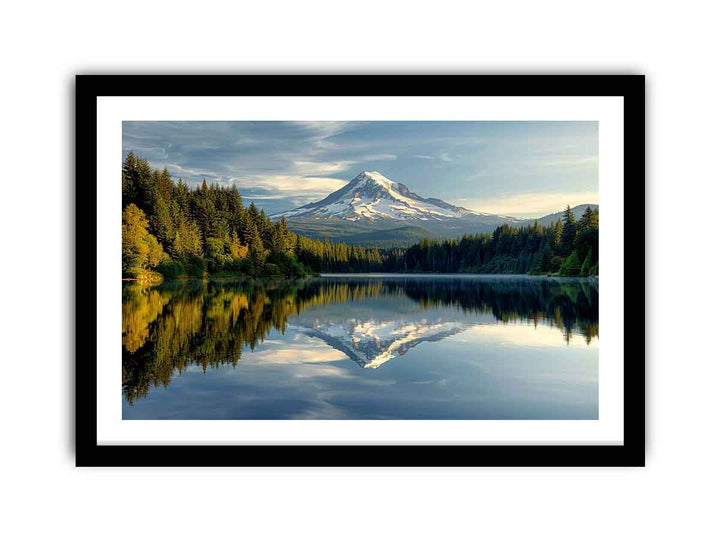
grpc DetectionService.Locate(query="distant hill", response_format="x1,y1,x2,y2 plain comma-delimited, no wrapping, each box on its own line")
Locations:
334,225,440,248
534,204,599,227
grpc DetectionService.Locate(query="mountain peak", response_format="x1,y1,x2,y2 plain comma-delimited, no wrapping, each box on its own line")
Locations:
352,170,395,190
273,171,484,223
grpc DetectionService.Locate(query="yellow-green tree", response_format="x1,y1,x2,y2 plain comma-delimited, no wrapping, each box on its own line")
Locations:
122,204,166,277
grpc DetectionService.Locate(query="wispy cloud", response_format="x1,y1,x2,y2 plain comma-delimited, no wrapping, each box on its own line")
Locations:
411,153,452,161
123,120,598,215
453,191,598,218
240,347,348,365
362,154,397,161
164,163,222,181
230,174,347,193
292,160,356,176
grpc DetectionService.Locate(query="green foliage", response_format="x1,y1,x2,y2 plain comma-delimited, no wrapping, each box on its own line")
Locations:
386,212,598,276
261,263,281,277
205,237,232,272
123,154,368,279
224,258,254,276
559,251,582,276
559,205,578,256
157,260,185,279
122,203,167,278
549,256,564,273
122,153,599,279
575,206,600,264
184,256,206,278
266,251,311,277
580,249,593,277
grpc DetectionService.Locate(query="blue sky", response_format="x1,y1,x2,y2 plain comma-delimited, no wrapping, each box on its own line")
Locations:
122,121,598,218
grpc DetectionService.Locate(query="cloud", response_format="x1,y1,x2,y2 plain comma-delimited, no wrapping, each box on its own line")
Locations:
122,120,598,216
241,347,348,365
293,121,354,140
164,163,222,181
292,160,356,176
230,175,347,194
453,190,598,218
230,174,350,211
411,153,452,161
361,153,397,161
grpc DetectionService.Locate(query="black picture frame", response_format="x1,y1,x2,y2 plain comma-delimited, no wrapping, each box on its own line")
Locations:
76,75,645,467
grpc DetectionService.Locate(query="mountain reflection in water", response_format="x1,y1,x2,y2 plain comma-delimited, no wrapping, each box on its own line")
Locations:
122,275,598,418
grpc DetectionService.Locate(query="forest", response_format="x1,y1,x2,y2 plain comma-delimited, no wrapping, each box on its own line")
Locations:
122,153,383,280
122,153,599,280
382,207,599,276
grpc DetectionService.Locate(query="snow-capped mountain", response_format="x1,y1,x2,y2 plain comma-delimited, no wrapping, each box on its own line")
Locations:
276,171,486,222
277,171,490,221
291,317,469,369
272,171,526,244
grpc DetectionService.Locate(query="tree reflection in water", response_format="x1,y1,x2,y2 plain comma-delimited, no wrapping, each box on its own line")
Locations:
122,276,598,404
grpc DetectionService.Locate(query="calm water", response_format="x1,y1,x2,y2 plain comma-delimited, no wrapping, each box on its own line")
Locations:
122,275,598,419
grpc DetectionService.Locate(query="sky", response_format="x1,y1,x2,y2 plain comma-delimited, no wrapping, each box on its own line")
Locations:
122,121,598,218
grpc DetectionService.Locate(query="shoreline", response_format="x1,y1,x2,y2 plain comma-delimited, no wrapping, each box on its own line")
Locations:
123,272,599,284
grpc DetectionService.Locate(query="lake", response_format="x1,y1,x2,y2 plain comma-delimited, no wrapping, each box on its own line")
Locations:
122,275,598,420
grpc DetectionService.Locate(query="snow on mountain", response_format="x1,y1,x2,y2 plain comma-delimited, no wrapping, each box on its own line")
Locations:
291,317,468,369
274,171,483,222
270,171,545,244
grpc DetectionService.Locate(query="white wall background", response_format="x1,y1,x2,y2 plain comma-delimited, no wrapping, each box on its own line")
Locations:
0,1,717,538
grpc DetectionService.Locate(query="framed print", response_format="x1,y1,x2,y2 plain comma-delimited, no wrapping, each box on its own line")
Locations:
76,75,645,466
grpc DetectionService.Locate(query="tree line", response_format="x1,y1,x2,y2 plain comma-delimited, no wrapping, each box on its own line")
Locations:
380,205,599,276
121,153,384,280
122,153,598,279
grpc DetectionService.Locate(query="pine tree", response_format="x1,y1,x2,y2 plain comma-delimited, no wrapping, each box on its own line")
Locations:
580,249,593,277
560,205,578,256
578,206,599,234
246,222,264,260
576,206,599,263
559,250,581,276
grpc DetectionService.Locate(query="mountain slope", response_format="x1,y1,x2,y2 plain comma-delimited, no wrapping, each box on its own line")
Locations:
334,225,439,248
273,171,526,243
276,171,479,222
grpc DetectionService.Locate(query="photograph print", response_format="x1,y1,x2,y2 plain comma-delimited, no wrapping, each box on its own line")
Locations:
78,76,643,466
121,120,600,420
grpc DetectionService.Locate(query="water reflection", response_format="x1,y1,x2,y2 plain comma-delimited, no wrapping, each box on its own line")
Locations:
122,276,598,417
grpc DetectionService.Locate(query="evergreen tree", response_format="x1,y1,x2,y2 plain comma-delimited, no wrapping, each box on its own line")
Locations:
559,251,582,276
575,206,599,263
559,205,578,256
580,249,593,277
578,206,599,233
